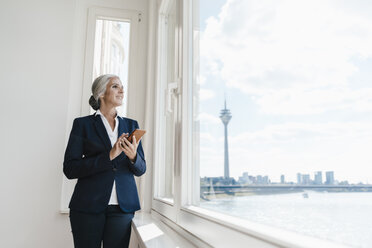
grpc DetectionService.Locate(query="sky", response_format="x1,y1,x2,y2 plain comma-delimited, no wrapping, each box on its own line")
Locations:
197,0,372,184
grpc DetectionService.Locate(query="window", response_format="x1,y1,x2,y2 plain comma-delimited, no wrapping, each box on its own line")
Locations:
191,0,372,247
155,0,178,201
79,7,141,117
153,0,181,221
93,19,130,116
153,0,372,247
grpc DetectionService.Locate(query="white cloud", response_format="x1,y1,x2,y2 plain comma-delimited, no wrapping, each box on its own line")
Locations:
199,88,216,101
198,75,206,85
198,112,221,124
200,0,372,115
229,121,372,145
256,88,372,115
199,132,218,143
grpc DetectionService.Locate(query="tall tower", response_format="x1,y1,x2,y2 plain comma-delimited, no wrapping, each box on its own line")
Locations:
220,100,232,179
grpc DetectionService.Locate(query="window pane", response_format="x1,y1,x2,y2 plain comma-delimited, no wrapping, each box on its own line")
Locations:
92,19,130,116
156,0,179,201
193,0,372,247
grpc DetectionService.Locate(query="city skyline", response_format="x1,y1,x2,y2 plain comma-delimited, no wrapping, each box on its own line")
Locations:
202,169,369,186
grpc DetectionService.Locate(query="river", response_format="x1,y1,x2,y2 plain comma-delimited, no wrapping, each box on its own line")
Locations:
200,192,372,247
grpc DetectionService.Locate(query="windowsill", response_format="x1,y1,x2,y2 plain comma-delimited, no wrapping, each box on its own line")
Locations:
131,212,195,248
153,197,174,206
61,205,349,247
180,205,351,248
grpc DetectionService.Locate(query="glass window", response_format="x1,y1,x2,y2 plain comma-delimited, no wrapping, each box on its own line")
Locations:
192,0,372,247
92,19,130,116
155,0,179,202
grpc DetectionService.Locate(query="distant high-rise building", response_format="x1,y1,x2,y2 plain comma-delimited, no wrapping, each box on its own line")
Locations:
280,175,285,184
297,173,302,184
238,172,250,184
220,100,232,179
314,171,322,185
302,174,311,185
257,175,263,184
248,175,255,184
326,171,335,185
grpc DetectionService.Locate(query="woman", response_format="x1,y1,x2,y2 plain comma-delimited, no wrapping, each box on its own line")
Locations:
63,74,146,248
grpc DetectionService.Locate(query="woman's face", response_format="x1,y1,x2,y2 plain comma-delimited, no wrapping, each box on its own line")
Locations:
101,77,124,107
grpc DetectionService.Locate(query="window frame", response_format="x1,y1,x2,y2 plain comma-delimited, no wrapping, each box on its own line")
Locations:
152,0,182,223
81,7,141,116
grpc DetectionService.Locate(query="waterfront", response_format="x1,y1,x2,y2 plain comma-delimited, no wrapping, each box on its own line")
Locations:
200,192,372,247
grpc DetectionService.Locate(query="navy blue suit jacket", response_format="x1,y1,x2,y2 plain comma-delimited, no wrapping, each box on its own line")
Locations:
63,113,146,214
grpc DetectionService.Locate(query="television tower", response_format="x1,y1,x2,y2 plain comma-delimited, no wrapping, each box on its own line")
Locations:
220,99,232,179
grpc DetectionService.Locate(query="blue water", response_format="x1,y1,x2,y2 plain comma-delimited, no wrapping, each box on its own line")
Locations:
200,192,372,247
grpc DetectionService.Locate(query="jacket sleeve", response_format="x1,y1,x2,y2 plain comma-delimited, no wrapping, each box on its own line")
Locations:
127,121,146,177
63,118,113,179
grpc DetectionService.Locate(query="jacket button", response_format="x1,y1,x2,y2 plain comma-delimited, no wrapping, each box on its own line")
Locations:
113,167,117,172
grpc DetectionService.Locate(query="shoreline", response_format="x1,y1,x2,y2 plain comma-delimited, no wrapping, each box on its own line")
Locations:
201,188,371,201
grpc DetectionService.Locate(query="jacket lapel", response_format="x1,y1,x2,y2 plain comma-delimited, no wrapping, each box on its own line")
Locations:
118,117,129,138
93,114,112,150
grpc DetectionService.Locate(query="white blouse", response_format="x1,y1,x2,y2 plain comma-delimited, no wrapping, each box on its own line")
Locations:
96,109,119,205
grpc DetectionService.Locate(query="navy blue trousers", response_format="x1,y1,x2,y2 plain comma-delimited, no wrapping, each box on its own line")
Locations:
69,205,134,248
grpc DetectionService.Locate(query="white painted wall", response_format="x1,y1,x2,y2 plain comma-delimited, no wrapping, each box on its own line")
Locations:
0,0,149,247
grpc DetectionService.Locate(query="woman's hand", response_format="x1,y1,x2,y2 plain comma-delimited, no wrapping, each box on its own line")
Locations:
109,133,128,161
120,135,141,163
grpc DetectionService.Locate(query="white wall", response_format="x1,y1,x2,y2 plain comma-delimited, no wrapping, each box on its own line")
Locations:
0,0,149,247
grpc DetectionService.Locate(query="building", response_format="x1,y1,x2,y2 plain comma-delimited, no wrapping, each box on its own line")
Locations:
263,176,270,184
220,100,232,179
302,174,311,185
238,172,251,185
326,171,335,185
297,173,302,184
201,176,237,186
314,171,323,185
257,175,263,184
280,175,285,184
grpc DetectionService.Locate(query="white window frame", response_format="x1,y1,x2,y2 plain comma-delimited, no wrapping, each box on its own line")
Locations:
152,0,182,223
152,1,349,247
60,6,141,213
81,7,141,117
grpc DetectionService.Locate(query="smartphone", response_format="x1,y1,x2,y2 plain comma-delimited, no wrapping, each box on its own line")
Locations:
126,129,146,143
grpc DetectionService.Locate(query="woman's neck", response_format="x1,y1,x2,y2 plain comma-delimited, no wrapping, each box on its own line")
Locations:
99,105,117,120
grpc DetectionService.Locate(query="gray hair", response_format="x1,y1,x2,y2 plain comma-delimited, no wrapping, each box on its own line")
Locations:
89,74,119,110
